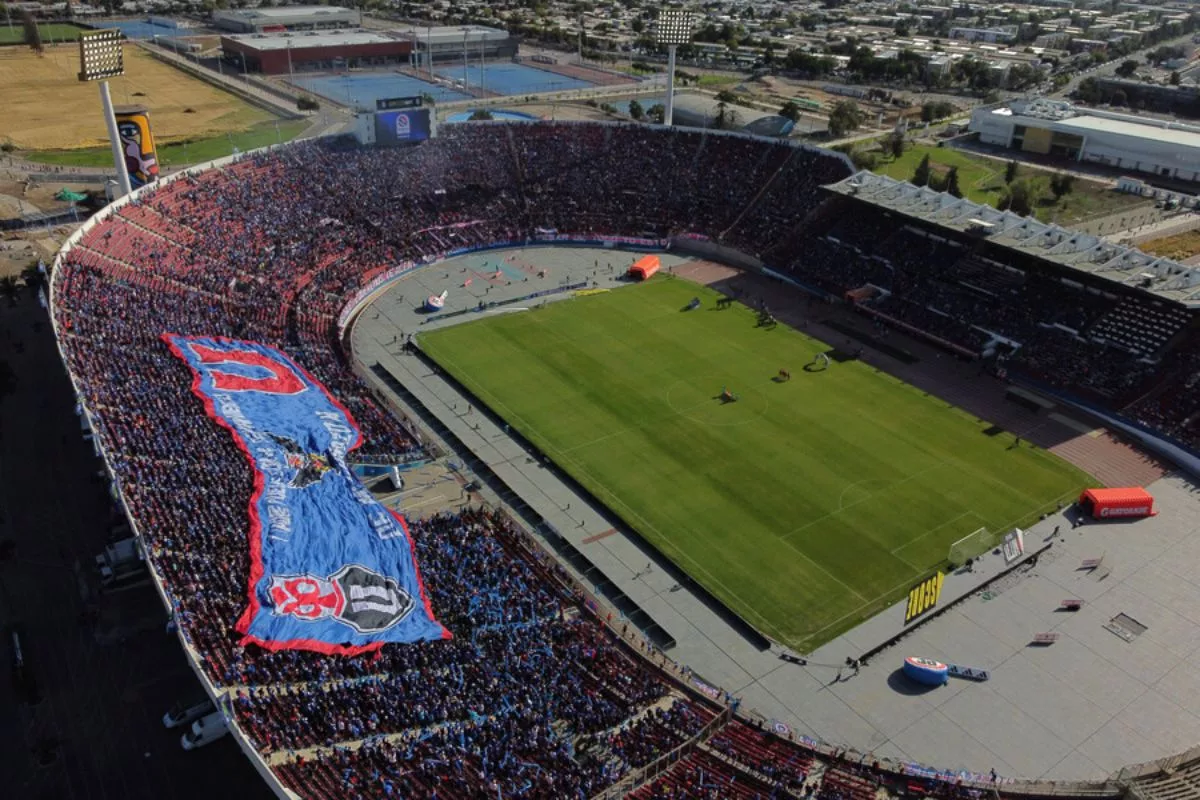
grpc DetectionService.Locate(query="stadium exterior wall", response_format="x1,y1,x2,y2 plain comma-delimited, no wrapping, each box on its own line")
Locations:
43,128,1177,797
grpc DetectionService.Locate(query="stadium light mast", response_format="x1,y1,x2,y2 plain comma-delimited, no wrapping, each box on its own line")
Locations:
656,9,696,128
78,29,132,199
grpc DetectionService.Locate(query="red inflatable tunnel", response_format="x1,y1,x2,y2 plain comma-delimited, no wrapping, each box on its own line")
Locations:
628,255,661,281
1078,487,1156,520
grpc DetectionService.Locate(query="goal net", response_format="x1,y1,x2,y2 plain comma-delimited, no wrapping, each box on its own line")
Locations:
947,527,998,568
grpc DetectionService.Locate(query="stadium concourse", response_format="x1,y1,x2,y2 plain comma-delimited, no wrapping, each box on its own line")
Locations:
46,122,1200,797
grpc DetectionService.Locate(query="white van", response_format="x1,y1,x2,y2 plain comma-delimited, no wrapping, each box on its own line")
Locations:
180,710,229,750
163,698,215,729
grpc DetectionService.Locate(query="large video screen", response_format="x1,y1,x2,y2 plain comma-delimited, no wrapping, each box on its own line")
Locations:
374,109,432,145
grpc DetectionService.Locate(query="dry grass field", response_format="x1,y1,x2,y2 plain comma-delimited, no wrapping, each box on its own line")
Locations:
0,44,279,150
1140,229,1200,262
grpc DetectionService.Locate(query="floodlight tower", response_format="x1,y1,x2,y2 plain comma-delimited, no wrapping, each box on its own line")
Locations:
656,8,696,127
78,30,132,199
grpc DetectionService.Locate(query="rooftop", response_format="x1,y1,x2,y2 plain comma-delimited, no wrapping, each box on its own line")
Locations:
1052,114,1200,150
390,25,512,45
825,172,1200,307
216,5,358,19
222,30,398,50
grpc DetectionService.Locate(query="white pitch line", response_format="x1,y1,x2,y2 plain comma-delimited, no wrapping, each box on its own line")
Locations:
891,510,978,556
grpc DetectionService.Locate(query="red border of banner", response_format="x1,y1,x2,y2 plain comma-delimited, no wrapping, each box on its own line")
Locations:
162,333,450,655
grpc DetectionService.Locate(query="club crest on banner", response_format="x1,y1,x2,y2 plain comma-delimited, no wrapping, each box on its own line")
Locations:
269,565,416,633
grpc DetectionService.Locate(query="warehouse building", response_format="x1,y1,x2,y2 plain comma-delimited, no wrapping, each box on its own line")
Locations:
970,97,1200,183
211,6,361,34
393,25,519,68
220,31,412,75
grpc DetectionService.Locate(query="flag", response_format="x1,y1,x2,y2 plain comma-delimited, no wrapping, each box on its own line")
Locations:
164,334,448,654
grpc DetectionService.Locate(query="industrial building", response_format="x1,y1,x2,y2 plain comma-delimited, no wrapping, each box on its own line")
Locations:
970,97,1200,183
220,31,412,75
392,25,519,68
211,6,361,34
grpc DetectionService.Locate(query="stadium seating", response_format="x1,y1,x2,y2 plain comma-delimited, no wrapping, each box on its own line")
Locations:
50,122,1198,799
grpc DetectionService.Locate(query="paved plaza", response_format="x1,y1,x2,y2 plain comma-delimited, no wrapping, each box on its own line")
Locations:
351,245,1200,781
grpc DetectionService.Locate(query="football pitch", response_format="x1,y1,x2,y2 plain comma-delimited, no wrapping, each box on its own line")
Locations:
419,277,1092,650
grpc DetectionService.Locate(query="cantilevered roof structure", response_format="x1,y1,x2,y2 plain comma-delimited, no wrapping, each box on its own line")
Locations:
825,172,1200,308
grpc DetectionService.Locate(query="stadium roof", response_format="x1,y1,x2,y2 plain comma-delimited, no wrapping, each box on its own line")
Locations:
825,172,1200,307
222,30,399,50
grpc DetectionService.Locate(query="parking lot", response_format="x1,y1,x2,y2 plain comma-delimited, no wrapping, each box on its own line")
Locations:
0,293,270,800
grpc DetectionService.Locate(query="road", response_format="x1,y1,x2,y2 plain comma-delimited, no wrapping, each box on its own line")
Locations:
1049,31,1199,99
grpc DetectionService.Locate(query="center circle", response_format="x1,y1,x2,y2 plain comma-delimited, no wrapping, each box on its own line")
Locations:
665,377,771,427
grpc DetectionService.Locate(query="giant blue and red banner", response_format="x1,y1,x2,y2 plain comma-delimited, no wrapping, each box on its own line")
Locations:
164,334,449,654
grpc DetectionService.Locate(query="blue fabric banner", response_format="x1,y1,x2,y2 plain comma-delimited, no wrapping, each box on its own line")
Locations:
164,334,448,654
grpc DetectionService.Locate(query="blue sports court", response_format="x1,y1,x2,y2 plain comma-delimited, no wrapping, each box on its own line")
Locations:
290,74,471,107
437,63,594,95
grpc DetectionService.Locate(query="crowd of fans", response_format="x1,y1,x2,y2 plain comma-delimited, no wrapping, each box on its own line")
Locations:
777,203,1198,434
50,121,1197,798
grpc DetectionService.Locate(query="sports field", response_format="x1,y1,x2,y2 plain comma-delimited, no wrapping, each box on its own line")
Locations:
420,277,1093,650
0,44,282,150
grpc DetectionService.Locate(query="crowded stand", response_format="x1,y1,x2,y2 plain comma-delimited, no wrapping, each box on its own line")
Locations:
777,201,1198,422
49,121,1199,798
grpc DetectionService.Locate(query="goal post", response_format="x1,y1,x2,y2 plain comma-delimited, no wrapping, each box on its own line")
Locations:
948,527,998,568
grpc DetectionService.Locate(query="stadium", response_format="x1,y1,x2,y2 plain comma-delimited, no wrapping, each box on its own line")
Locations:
47,121,1200,798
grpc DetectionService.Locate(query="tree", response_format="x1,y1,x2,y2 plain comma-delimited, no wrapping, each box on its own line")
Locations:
20,9,41,54
1111,89,1127,107
1004,159,1019,184
779,100,801,122
827,100,863,138
468,109,494,121
1115,59,1139,78
1000,179,1035,216
0,276,18,306
296,95,320,111
1049,173,1075,198
628,98,644,120
944,166,963,198
20,265,43,291
715,89,739,104
850,149,879,170
630,17,644,34
646,104,665,124
713,101,741,130
885,132,905,159
920,101,955,123
1171,71,1181,86
912,154,932,187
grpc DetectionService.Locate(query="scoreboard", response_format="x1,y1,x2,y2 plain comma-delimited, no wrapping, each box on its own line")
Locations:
374,108,433,145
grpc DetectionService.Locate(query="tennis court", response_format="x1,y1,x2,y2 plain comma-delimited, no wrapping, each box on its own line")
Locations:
290,73,470,107
437,63,594,95
107,19,182,40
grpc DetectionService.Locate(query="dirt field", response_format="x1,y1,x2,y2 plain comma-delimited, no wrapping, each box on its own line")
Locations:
0,44,279,150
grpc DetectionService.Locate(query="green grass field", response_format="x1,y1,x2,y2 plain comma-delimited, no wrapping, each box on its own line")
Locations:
871,144,1150,225
420,278,1092,650
0,23,85,46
